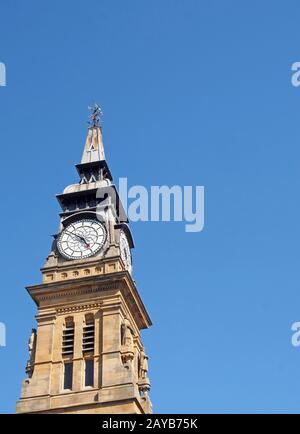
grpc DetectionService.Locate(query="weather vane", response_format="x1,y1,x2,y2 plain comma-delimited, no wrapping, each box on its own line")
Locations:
88,103,103,127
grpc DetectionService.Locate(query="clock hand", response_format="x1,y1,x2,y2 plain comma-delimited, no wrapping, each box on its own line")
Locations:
75,233,90,247
65,230,80,240
65,230,90,247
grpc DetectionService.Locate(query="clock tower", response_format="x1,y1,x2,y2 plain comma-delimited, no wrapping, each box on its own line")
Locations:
16,106,152,414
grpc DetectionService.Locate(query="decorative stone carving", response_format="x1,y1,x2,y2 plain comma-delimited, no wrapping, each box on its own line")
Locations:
140,389,153,414
138,347,151,412
25,328,37,378
121,318,135,366
139,349,149,380
121,318,134,349
56,302,102,314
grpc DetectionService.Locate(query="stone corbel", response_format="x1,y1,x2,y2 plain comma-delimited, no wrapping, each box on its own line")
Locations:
121,349,135,369
139,380,152,414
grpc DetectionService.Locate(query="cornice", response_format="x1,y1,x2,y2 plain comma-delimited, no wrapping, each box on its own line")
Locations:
27,271,152,329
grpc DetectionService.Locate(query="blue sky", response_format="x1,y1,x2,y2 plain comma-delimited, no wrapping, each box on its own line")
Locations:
1,0,300,413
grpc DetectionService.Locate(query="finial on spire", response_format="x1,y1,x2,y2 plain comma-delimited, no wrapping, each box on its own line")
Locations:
88,103,103,128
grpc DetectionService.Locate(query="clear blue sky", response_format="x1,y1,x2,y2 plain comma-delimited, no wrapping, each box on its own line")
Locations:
1,0,300,414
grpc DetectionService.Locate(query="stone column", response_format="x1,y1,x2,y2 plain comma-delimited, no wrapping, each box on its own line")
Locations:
94,308,102,390
50,315,64,395
21,310,56,399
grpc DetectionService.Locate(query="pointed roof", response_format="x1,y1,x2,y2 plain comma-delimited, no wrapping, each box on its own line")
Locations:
81,126,106,163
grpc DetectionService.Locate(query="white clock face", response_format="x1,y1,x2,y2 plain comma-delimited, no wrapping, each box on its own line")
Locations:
57,219,107,260
119,231,132,273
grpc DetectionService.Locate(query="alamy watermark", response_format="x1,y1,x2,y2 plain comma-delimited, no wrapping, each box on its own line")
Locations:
291,322,300,347
0,62,6,87
0,322,6,347
96,178,204,233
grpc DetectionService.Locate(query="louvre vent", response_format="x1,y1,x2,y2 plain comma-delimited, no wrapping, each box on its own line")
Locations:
83,323,94,354
62,323,74,356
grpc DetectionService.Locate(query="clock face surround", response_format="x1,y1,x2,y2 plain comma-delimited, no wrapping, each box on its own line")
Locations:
57,219,107,260
119,231,132,273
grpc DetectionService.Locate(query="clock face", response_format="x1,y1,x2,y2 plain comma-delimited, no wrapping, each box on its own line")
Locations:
119,231,132,273
57,219,107,260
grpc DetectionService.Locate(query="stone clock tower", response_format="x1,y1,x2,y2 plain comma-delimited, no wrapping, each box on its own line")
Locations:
16,106,152,414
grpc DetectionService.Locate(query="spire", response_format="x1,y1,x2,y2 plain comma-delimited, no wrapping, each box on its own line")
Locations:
81,104,105,163
81,126,105,163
